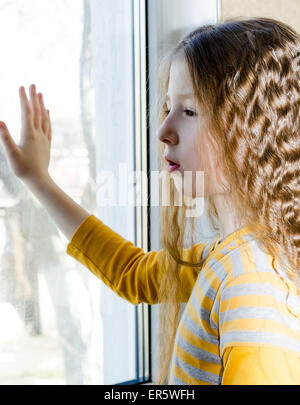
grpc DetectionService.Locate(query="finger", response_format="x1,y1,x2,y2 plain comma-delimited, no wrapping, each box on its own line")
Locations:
0,122,20,161
29,84,41,129
19,86,33,129
46,110,52,143
37,93,48,134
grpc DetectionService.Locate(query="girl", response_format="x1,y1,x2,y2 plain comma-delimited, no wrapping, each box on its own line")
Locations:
1,17,300,385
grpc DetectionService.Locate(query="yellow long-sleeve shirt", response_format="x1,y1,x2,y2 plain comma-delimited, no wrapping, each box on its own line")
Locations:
66,214,300,384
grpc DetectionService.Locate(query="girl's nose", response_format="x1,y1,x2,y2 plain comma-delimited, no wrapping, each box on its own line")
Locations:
157,126,179,145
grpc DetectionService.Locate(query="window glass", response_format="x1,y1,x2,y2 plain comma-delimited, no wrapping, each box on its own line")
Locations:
0,0,141,385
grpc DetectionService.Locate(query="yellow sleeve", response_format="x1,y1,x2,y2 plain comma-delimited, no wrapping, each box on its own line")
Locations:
66,215,209,305
222,346,300,385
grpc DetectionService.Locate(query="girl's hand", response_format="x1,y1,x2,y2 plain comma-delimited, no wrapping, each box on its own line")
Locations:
0,84,52,183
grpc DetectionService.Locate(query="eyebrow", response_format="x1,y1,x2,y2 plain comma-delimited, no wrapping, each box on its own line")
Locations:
165,93,194,101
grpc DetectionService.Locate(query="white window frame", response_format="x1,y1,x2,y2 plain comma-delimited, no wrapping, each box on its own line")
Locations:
91,0,220,385
91,0,149,384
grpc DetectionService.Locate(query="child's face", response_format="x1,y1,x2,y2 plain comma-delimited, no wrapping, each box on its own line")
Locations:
158,55,228,198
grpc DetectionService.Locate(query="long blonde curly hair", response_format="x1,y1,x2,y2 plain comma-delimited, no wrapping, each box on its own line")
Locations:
153,17,300,385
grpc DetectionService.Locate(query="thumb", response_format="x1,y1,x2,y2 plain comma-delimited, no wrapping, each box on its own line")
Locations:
0,122,20,160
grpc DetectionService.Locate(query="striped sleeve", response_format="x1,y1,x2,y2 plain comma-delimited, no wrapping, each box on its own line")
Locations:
219,269,300,358
66,215,210,304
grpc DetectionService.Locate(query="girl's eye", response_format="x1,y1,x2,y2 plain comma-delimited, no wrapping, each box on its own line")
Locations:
184,109,195,117
163,109,196,117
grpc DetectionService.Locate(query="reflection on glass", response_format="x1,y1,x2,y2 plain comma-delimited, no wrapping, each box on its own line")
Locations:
0,0,101,384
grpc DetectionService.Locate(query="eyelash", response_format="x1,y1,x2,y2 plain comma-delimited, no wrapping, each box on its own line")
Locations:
163,109,196,117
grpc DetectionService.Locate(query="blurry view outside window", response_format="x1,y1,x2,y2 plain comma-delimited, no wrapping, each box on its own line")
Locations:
0,0,140,385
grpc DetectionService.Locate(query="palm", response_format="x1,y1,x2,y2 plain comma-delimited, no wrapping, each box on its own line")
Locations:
0,84,52,181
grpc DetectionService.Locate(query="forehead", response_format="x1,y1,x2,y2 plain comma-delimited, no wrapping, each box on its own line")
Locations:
167,56,194,97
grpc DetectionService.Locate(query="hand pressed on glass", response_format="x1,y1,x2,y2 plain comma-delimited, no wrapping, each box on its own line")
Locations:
0,83,90,240
0,84,52,183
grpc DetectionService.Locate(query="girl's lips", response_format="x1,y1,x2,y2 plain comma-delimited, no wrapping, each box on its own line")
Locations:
165,156,180,166
167,162,181,173
164,156,181,173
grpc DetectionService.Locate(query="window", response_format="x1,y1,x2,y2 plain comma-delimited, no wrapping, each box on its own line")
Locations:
0,0,149,385
90,0,149,385
0,0,223,385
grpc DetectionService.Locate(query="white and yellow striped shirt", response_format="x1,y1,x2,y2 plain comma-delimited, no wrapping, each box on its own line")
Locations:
67,215,300,384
